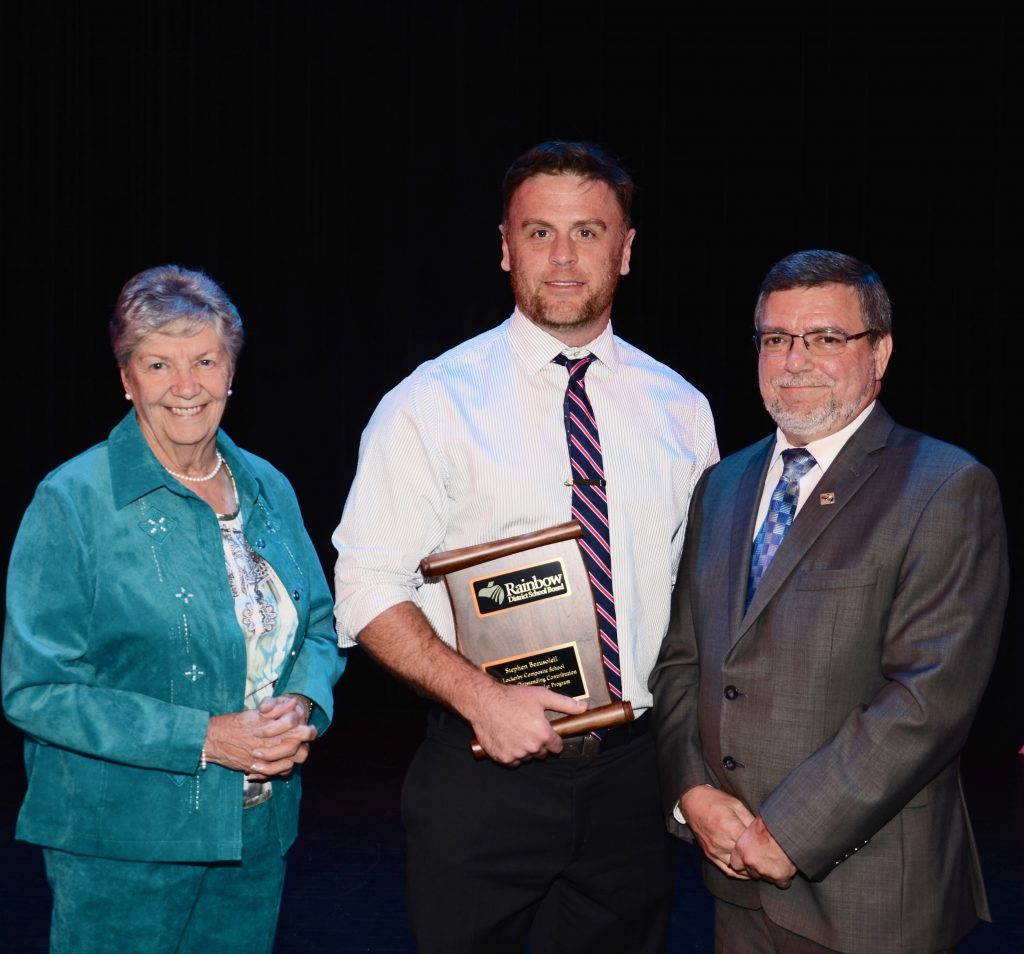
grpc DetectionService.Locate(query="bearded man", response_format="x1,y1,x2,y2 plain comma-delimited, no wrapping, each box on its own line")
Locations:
650,249,1008,953
334,141,718,953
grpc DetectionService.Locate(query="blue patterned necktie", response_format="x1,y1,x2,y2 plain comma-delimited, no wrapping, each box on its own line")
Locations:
747,447,817,607
552,354,622,705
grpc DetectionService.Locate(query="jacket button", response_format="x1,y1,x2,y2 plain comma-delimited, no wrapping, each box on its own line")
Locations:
724,685,739,700
255,538,266,549
292,589,301,601
722,756,737,771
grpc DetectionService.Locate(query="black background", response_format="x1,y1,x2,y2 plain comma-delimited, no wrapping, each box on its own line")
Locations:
1,1,1021,948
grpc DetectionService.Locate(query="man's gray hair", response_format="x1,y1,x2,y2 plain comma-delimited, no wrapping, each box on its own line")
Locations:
754,249,892,336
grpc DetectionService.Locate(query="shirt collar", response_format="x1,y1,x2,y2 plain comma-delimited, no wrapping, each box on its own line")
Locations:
108,410,262,511
507,307,620,375
770,400,877,474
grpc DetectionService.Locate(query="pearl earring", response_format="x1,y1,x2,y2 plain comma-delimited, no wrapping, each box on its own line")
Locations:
227,389,233,396
125,393,132,400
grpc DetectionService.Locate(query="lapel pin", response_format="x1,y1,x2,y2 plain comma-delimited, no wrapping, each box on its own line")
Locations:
819,492,835,506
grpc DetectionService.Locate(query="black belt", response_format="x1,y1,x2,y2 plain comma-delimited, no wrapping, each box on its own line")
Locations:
558,711,652,760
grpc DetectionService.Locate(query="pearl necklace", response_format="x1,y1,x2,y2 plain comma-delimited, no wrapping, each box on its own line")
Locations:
165,452,225,483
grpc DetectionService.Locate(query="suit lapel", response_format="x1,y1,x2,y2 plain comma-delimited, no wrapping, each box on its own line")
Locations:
735,405,896,643
727,439,773,639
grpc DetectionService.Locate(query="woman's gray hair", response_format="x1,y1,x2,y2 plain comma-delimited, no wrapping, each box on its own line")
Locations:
110,265,245,368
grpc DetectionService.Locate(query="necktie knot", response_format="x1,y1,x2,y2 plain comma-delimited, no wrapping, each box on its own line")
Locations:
780,447,816,483
552,352,593,384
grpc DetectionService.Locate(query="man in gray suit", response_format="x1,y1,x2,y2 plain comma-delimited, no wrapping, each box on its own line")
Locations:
650,249,1008,953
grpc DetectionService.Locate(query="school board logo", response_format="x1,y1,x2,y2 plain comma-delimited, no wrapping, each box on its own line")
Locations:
472,559,570,616
477,581,506,605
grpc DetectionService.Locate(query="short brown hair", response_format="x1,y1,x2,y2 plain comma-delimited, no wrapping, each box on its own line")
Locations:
501,141,635,225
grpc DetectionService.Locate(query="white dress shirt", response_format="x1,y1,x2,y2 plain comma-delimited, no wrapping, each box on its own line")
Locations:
333,309,718,711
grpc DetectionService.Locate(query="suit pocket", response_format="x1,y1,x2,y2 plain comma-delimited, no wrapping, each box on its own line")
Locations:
794,566,879,590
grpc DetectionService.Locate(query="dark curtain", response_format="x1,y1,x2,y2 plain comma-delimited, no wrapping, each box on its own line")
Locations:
2,0,1020,748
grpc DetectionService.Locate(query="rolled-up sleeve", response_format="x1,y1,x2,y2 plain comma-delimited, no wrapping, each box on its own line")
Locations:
333,373,449,645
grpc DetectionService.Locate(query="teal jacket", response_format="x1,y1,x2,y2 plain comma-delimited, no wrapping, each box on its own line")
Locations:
2,413,346,862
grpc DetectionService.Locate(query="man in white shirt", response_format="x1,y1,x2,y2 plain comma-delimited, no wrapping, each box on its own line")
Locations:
650,249,1008,953
334,141,718,953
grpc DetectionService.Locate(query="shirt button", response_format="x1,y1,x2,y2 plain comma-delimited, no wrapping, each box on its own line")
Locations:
723,685,739,700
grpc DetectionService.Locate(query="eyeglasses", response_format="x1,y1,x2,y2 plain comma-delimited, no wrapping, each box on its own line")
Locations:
753,329,873,356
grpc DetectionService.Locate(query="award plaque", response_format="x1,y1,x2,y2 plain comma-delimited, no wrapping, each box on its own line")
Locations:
419,521,633,758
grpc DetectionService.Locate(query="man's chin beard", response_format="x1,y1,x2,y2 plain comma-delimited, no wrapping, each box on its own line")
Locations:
528,304,600,331
765,396,865,443
520,289,615,333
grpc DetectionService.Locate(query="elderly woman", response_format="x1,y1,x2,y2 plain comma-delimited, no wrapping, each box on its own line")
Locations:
2,265,345,953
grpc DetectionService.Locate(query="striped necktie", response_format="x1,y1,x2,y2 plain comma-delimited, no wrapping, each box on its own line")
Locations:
552,354,621,704
747,447,816,606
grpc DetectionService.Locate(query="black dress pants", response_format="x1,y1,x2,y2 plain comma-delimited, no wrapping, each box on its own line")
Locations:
401,707,677,954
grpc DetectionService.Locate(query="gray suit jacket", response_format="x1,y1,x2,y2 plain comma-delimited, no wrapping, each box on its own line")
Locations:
650,403,1008,954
